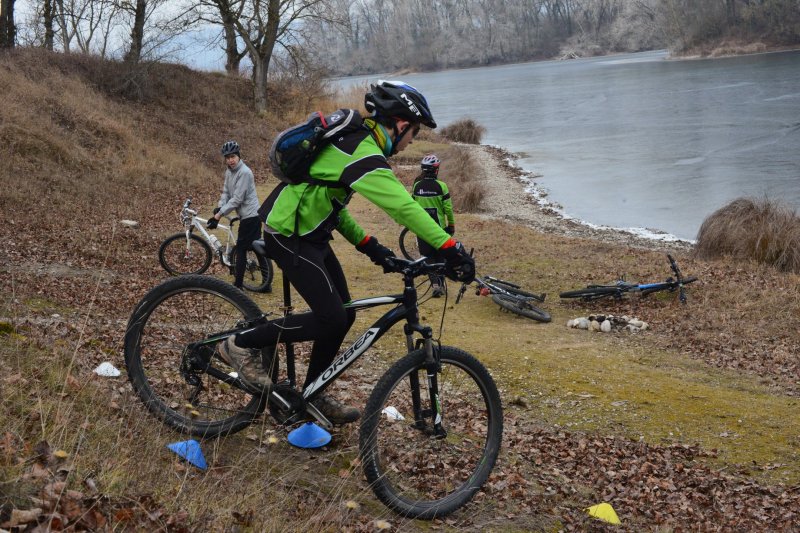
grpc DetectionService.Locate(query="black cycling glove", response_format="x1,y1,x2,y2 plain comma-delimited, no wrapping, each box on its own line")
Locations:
206,217,219,229
445,225,455,236
356,236,397,273
440,241,475,283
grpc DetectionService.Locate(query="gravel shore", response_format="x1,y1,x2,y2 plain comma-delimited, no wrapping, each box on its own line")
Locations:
470,143,694,252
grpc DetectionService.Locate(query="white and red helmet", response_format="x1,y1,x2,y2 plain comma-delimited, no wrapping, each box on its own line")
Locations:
421,153,441,176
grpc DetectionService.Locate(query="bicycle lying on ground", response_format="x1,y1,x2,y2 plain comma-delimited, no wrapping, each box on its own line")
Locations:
559,254,698,304
123,257,503,519
456,274,551,322
158,198,273,293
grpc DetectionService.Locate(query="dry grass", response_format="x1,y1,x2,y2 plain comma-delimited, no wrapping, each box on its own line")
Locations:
439,118,487,144
694,197,800,273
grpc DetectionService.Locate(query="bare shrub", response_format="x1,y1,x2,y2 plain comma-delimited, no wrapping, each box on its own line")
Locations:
439,119,486,144
693,197,800,273
438,145,485,212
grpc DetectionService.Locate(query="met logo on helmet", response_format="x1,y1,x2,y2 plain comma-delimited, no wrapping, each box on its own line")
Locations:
400,93,422,118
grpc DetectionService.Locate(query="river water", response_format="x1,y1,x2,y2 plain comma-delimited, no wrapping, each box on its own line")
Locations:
334,49,800,241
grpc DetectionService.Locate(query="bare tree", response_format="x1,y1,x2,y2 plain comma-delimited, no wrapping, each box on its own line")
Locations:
43,0,55,49
123,0,146,61
53,0,120,55
1,0,16,48
190,0,247,75
221,0,339,113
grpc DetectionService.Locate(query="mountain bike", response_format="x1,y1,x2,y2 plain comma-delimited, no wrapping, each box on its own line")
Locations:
456,274,551,322
123,257,503,519
158,198,274,293
559,254,698,304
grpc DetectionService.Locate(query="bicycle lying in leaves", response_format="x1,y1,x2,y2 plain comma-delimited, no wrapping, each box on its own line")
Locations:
158,198,273,293
456,274,551,323
559,254,698,304
123,256,503,519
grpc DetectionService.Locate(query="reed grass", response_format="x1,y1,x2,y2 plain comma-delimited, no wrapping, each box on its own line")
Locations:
694,197,800,273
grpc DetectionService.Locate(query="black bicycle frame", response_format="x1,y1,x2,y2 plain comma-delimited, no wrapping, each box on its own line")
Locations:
303,274,435,399
186,260,446,432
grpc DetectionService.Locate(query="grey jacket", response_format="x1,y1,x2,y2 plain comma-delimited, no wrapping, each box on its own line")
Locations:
218,160,260,219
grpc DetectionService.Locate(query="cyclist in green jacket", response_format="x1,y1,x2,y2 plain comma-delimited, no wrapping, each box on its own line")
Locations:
218,80,476,425
412,154,455,297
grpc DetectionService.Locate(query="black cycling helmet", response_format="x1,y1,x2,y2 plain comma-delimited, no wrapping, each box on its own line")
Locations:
365,80,437,129
421,154,440,176
221,140,240,157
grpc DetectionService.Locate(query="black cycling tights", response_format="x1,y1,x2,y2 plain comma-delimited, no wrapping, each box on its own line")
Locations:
233,216,263,288
234,232,356,389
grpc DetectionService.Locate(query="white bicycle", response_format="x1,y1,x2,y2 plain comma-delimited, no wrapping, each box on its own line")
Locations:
158,198,274,293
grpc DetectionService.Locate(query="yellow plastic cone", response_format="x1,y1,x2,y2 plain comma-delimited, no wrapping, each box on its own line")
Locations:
586,502,621,525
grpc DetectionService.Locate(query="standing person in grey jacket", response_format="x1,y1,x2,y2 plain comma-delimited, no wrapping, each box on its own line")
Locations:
207,141,265,290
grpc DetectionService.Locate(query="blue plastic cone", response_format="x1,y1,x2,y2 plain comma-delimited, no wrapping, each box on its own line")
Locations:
287,422,331,449
166,439,208,470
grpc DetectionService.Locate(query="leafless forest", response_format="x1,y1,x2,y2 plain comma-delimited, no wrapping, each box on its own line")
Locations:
305,0,800,74
4,1,800,81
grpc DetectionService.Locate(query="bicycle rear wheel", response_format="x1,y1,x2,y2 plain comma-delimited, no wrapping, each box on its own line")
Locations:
124,275,267,438
360,346,503,519
231,246,274,293
491,293,552,322
159,233,213,275
559,286,621,301
398,227,421,261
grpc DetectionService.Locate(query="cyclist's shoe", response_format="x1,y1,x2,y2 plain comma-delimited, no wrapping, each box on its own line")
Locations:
311,394,360,425
218,337,272,389
431,284,444,298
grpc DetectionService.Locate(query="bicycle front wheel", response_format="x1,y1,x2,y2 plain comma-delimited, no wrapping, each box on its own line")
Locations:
231,246,274,293
124,275,267,438
159,233,213,275
360,346,503,519
491,294,552,322
398,227,421,261
559,286,620,301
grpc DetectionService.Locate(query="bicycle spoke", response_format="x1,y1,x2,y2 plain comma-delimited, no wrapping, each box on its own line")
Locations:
125,276,266,437
361,347,502,518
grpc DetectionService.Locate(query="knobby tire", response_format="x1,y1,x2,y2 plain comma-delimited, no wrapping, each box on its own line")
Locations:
158,233,212,276
488,279,544,300
231,246,274,293
559,286,621,301
398,227,421,261
360,346,503,519
491,294,552,322
124,275,267,438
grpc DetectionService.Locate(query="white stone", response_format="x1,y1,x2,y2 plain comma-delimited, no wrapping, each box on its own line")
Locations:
589,320,601,332
120,219,139,228
628,319,644,328
639,322,649,330
577,318,590,330
94,362,121,377
600,319,612,333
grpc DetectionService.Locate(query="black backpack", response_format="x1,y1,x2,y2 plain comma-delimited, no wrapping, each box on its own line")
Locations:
268,108,364,186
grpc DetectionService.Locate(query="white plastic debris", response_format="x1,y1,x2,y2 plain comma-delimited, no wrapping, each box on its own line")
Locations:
94,362,121,377
120,219,140,228
382,406,405,421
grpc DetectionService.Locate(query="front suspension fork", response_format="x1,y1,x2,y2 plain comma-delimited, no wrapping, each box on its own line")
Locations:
404,326,446,439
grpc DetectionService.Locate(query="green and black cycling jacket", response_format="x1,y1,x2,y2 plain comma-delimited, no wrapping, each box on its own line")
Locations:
412,176,455,229
263,128,450,249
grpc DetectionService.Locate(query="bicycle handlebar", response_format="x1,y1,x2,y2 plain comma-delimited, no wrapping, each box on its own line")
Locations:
388,256,446,278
